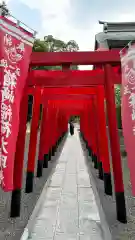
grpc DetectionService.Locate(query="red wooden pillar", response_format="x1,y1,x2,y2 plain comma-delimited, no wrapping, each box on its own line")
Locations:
48,102,55,159
54,106,59,144
63,113,67,135
84,103,89,145
10,89,28,217
42,102,52,161
56,109,61,142
45,103,52,161
93,95,103,178
81,112,84,137
83,105,88,141
57,112,60,143
37,101,48,177
61,64,70,139
64,114,68,134
42,102,50,167
86,107,92,157
104,64,127,223
57,110,61,142
50,103,56,156
87,109,93,153
80,112,83,136
88,100,98,167
96,86,112,195
60,112,64,137
81,111,85,139
60,111,63,139
82,109,85,139
54,106,58,148
25,87,41,193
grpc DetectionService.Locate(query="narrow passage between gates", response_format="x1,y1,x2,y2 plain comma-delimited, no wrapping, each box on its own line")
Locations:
27,126,105,240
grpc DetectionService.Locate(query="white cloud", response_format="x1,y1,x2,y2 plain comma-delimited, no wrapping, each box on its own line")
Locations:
4,0,135,69
114,13,135,22
0,0,11,3
4,0,135,49
16,0,101,51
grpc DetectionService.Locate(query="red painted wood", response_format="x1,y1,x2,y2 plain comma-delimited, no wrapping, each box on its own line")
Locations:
38,101,48,161
27,87,96,96
27,87,41,172
30,50,120,66
104,64,124,193
96,86,111,173
13,90,28,189
27,69,121,87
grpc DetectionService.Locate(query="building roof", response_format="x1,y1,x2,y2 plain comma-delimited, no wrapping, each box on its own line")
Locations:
95,20,135,50
99,21,135,33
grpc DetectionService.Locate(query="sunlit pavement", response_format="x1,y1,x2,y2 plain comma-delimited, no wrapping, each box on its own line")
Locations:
29,128,104,240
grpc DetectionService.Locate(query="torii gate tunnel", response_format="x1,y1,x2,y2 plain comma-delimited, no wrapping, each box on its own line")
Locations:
10,50,127,224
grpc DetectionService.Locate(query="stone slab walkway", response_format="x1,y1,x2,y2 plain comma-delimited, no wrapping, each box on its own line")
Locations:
29,128,104,240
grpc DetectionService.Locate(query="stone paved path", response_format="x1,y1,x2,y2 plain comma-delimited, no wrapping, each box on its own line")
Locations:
29,128,104,240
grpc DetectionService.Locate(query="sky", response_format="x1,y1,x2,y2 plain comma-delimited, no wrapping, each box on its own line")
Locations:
2,0,135,69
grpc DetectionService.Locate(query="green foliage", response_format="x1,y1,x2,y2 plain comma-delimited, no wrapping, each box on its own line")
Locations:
33,39,48,52
32,35,79,70
0,1,10,16
114,85,122,128
116,106,122,129
69,116,80,123
105,85,122,129
28,36,79,122
115,85,121,107
43,36,79,52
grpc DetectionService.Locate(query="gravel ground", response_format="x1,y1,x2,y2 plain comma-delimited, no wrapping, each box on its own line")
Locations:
81,129,135,240
0,129,67,240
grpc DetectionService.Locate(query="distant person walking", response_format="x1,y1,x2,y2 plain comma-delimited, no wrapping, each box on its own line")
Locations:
69,121,74,136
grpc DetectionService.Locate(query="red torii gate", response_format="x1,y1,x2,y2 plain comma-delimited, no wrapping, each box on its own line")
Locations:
27,69,121,87
10,50,126,225
27,86,112,196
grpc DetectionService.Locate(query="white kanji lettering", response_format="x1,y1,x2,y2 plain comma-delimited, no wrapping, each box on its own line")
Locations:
4,34,12,47
3,69,17,90
0,148,6,169
129,92,135,108
1,103,12,122
1,87,10,102
124,64,130,74
9,90,14,103
1,137,8,154
15,67,20,77
133,126,135,135
126,69,135,85
0,148,1,167
0,59,8,68
1,87,14,103
128,92,135,121
17,42,25,53
4,36,23,63
0,154,7,169
1,120,11,138
0,168,4,185
1,155,7,168
9,65,15,70
131,108,135,121
124,85,131,95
